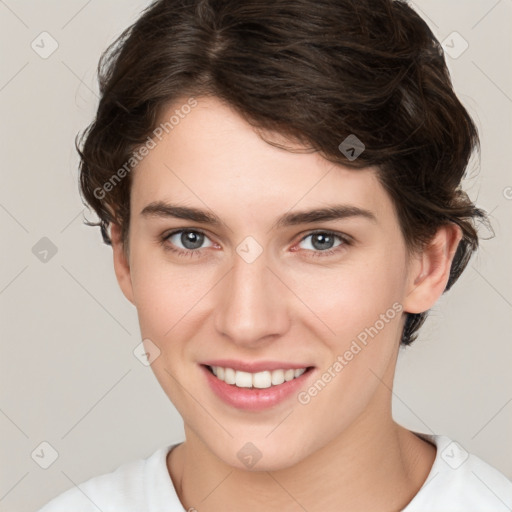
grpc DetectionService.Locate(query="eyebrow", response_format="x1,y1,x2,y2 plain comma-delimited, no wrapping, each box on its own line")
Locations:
140,201,377,229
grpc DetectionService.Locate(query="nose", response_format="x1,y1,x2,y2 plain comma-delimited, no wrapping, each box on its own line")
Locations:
213,249,290,348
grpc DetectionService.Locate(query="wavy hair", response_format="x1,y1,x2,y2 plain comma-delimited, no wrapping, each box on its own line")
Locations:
77,0,489,345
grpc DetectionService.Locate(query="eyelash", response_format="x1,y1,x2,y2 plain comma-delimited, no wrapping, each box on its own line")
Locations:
159,229,352,259
295,230,353,258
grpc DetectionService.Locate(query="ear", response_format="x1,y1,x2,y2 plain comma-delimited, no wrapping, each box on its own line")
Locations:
111,222,135,305
402,223,463,314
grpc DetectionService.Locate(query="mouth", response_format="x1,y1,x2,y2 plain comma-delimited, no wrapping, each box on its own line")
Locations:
203,364,314,389
200,363,316,411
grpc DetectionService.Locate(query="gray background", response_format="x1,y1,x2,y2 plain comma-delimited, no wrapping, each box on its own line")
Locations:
0,1,511,511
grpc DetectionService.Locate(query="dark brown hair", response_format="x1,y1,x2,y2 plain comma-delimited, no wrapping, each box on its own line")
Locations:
77,0,489,345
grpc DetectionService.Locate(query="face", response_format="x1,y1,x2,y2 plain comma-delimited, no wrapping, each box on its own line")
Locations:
114,96,423,471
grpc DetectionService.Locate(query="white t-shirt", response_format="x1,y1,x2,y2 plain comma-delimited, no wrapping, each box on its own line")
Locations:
37,432,512,511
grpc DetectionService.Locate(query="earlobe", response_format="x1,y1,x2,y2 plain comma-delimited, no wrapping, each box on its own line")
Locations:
403,223,463,314
111,223,135,305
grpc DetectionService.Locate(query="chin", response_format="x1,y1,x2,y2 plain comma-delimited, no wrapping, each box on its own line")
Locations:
214,437,311,473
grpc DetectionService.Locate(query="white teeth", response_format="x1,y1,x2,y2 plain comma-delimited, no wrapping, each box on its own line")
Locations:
224,367,236,385
235,371,253,388
253,371,272,389
284,369,295,381
271,369,285,386
209,366,308,388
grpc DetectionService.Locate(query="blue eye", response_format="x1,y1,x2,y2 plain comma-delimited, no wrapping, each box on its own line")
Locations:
161,229,214,257
297,231,351,257
160,229,351,259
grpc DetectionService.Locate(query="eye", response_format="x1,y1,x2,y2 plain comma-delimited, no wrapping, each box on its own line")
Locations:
296,230,351,257
161,229,214,256
160,229,352,259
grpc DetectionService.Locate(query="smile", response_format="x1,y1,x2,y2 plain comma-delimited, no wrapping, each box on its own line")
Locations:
200,363,316,411
207,365,307,388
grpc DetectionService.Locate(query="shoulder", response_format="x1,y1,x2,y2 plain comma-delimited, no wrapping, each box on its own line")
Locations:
405,433,512,511
36,445,176,512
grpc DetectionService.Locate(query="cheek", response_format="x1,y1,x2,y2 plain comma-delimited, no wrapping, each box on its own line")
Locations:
291,250,407,342
129,230,408,347
129,248,216,340
293,260,406,427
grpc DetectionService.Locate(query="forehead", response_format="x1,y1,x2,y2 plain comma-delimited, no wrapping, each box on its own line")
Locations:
131,96,395,226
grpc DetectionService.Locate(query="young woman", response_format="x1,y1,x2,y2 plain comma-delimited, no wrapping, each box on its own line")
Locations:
38,0,512,510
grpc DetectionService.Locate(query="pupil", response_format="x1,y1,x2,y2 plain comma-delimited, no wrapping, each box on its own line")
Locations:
313,233,332,250
182,231,203,249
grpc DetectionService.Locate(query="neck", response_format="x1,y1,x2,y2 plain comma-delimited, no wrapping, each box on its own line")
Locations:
167,404,436,511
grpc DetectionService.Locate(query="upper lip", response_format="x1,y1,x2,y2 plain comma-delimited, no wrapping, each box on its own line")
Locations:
201,359,314,373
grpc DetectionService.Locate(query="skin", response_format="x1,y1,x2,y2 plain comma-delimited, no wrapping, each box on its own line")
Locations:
111,95,462,511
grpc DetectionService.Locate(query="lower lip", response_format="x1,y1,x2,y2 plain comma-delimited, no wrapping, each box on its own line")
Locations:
200,365,315,411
